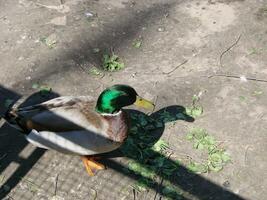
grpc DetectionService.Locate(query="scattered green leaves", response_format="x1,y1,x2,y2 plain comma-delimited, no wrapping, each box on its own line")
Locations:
186,127,231,173
102,54,124,71
120,112,181,193
187,128,215,151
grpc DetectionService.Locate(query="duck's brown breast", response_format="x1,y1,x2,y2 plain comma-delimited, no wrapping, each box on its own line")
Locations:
103,111,129,143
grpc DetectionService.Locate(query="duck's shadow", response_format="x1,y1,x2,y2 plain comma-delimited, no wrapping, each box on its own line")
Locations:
101,105,194,159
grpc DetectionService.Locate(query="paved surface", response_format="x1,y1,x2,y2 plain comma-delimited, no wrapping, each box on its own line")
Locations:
0,0,267,199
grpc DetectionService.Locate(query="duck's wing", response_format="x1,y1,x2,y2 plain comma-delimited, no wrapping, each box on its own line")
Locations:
26,129,121,155
8,96,106,133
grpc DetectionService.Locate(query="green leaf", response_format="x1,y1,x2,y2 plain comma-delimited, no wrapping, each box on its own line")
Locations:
40,85,51,91
209,153,223,164
196,142,205,150
39,86,52,95
207,144,216,152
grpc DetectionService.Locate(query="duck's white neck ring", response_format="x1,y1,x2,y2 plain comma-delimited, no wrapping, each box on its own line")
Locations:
100,110,122,116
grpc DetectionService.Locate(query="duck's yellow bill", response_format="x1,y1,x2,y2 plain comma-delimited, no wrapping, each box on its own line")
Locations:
134,96,155,111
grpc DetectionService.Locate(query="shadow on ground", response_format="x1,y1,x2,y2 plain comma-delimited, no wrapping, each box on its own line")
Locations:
0,85,244,200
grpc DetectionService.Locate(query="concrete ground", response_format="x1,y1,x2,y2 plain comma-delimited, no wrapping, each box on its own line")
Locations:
0,0,266,199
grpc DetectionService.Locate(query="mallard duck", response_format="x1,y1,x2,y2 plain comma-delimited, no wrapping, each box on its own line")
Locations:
3,85,155,176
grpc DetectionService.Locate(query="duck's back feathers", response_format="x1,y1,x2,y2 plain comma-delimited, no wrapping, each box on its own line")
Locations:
8,96,102,132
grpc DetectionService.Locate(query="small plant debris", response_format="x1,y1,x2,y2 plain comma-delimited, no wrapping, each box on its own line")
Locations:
253,90,263,96
132,40,142,48
0,174,5,184
21,178,39,194
92,48,100,53
186,94,203,118
102,54,124,72
88,66,103,76
186,127,231,173
32,83,52,95
40,35,57,49
239,96,246,101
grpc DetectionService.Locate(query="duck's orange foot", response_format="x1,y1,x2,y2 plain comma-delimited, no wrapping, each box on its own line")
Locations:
81,156,105,176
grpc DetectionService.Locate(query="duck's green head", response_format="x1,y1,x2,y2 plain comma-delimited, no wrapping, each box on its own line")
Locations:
96,84,155,114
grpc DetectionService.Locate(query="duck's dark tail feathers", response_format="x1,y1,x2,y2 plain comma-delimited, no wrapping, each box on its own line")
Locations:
1,99,27,134
2,110,25,133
